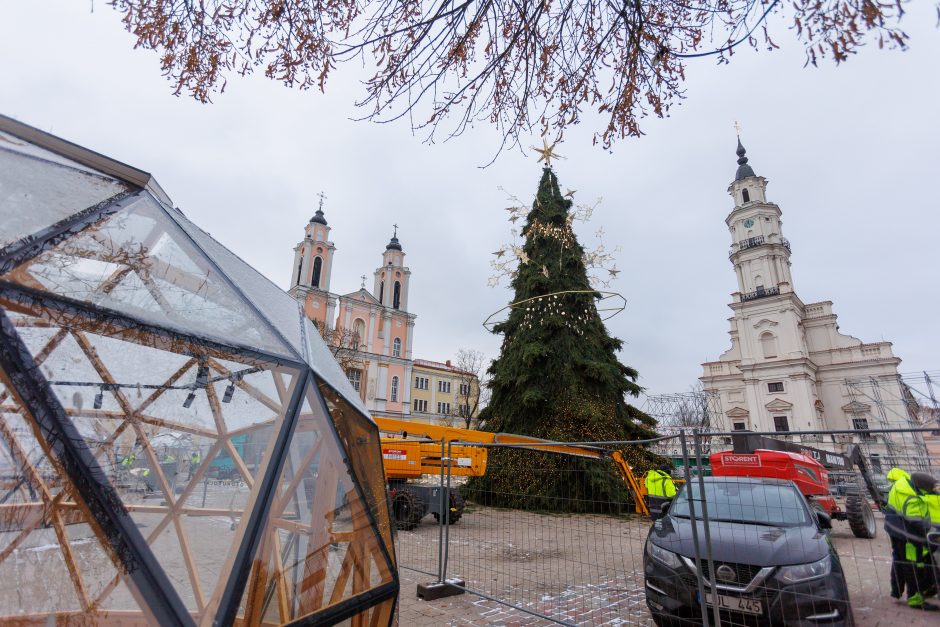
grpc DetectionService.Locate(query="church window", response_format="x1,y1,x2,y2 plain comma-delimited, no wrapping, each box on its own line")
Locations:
742,189,750,203
760,332,778,359
390,376,399,402
312,256,322,287
346,369,362,392
733,422,746,431
378,281,384,304
852,417,873,439
767,382,784,393
393,281,401,309
773,416,789,432
393,337,401,357
296,255,304,286
353,318,366,349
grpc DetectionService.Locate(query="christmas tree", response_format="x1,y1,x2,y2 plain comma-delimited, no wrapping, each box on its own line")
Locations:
469,157,660,513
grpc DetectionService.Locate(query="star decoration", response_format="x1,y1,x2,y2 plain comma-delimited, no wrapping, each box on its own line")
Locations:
542,265,550,278
488,277,499,287
493,249,506,258
509,215,521,223
608,266,620,277
564,189,577,198
532,138,565,167
518,251,529,264
595,227,605,238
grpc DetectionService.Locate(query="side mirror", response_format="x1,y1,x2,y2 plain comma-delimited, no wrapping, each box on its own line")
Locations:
927,530,940,548
660,501,671,516
815,510,832,529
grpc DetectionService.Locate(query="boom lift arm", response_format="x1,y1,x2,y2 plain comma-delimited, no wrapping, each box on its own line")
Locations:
374,417,649,516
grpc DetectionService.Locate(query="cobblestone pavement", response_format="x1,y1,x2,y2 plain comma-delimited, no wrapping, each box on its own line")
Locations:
395,506,939,626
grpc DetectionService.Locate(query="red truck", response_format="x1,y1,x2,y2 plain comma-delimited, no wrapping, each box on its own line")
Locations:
710,448,878,539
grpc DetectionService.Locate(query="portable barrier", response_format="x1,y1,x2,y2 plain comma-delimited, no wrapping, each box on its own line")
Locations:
393,427,940,626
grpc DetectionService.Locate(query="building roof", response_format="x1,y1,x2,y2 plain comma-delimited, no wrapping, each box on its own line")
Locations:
413,358,474,376
735,137,756,181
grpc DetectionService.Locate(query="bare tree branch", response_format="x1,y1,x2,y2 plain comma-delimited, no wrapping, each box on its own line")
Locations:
111,0,923,152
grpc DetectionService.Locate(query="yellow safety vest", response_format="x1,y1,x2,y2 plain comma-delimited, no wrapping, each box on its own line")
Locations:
646,469,677,498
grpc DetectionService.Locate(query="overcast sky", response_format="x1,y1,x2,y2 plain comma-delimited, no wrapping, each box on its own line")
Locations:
2,1,938,402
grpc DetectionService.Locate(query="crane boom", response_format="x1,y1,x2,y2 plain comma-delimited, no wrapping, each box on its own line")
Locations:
374,416,649,515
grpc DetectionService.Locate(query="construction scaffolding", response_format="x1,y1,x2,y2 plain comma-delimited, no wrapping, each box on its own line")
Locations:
643,390,725,457
844,371,937,472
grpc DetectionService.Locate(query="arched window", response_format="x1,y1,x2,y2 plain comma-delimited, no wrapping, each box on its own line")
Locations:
296,254,304,286
392,337,402,357
760,332,778,359
312,256,322,288
742,189,750,203
378,281,384,304
352,318,366,349
754,274,764,295
393,281,401,309
390,376,399,402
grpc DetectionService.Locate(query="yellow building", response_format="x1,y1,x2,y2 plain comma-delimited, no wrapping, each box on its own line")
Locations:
411,359,481,427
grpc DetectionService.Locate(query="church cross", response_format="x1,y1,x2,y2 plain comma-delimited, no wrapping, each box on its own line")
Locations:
393,223,398,238
361,274,367,289
317,191,327,210
734,120,742,137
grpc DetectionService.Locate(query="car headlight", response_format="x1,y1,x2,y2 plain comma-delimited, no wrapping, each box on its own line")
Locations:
647,540,683,569
776,555,832,584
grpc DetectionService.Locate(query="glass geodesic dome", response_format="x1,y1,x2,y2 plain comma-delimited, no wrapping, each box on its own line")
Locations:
0,116,397,626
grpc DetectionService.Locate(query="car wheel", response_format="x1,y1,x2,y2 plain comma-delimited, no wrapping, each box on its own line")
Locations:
845,494,877,539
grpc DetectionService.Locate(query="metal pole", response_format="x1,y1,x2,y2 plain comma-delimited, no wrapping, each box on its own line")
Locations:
441,439,455,582
693,429,721,627
437,439,446,583
679,431,710,624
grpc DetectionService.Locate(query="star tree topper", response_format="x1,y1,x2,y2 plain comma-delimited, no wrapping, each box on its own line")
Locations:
532,138,565,167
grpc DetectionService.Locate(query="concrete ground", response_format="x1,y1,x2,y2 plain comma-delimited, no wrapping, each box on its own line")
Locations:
395,505,939,626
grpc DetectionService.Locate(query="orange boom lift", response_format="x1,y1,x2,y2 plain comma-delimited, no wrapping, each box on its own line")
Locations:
373,417,649,529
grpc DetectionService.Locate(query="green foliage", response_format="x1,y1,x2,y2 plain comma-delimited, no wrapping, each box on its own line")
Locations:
468,167,658,512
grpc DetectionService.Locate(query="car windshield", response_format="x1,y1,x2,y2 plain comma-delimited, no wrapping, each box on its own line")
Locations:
670,480,810,527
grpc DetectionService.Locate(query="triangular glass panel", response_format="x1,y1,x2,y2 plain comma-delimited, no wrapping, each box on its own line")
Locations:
234,380,395,624
317,380,395,555
0,192,296,359
0,380,144,619
0,143,130,250
166,207,305,357
0,129,121,179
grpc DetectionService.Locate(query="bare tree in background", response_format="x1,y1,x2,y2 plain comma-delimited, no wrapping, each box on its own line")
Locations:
314,321,361,374
455,348,488,429
112,0,919,153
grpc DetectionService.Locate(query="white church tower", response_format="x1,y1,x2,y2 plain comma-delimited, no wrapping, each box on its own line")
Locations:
701,138,926,468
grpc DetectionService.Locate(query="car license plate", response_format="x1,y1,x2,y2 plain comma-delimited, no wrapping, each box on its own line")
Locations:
701,592,763,615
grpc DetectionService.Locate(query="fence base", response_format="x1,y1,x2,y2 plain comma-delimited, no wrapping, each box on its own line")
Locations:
416,578,466,601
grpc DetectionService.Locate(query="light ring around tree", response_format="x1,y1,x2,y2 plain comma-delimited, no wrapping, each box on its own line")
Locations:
483,290,627,332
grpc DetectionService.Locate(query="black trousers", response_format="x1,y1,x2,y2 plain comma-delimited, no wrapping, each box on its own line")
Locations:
891,536,934,598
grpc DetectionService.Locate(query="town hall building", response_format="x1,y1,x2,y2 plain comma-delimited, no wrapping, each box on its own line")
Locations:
701,140,928,469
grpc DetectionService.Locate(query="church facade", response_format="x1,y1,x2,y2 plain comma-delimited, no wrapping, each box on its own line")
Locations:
700,141,927,469
288,205,479,425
